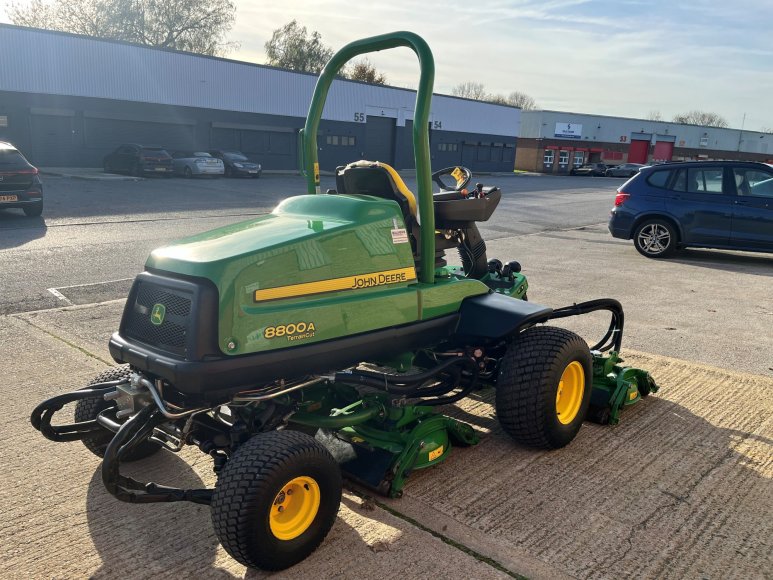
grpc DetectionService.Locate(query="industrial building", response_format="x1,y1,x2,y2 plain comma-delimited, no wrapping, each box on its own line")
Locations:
516,110,773,174
0,24,519,171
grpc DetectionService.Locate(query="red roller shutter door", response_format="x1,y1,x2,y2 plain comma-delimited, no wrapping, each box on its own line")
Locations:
653,141,674,162
628,139,649,164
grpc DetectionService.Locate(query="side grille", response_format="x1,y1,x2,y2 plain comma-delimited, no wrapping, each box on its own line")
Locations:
123,280,192,357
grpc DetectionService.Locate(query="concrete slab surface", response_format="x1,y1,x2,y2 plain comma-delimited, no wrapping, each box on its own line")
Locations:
3,303,771,579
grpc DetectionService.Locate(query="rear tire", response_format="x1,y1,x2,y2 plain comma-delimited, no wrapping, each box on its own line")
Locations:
496,326,592,449
633,218,677,258
23,202,43,217
74,366,161,461
211,430,341,571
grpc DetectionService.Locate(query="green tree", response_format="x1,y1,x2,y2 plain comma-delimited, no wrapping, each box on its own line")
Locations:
8,0,237,55
673,110,729,128
265,20,334,73
346,58,387,85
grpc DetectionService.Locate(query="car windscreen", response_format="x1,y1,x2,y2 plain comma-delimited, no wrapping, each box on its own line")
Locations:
194,152,211,157
142,148,169,156
0,149,31,169
224,152,248,161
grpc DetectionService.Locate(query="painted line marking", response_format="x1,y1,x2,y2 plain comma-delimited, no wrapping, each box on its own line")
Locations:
50,277,134,291
47,287,74,305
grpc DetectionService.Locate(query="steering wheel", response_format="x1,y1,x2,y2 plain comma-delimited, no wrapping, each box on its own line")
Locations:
432,166,472,192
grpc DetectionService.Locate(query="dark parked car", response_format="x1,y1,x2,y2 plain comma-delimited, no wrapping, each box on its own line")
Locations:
171,151,224,178
103,144,174,176
606,163,646,178
570,162,608,176
608,161,773,257
0,141,43,217
209,150,262,177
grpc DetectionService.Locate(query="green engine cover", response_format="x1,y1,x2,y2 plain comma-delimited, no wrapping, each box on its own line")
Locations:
146,194,487,355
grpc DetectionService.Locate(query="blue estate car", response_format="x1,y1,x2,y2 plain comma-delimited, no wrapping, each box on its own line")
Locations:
608,161,773,258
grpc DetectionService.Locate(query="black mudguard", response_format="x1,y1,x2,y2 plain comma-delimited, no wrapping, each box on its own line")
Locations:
455,292,552,339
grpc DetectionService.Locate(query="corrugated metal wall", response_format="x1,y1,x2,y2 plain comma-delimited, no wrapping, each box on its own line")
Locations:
0,25,519,138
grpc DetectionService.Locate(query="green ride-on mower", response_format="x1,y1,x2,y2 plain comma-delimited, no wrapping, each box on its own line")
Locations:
31,32,658,571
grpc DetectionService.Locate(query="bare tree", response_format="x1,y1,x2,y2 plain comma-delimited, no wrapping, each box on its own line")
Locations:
265,20,334,74
450,81,488,100
8,0,237,55
646,110,663,121
345,58,387,85
507,91,537,110
673,110,729,128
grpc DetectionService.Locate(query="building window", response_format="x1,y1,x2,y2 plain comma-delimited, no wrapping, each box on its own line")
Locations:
559,150,569,165
0,116,7,127
543,149,555,164
325,135,356,146
438,143,447,151
573,152,584,166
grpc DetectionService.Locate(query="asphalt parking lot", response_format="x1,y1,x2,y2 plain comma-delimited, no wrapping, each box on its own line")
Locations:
1,172,771,579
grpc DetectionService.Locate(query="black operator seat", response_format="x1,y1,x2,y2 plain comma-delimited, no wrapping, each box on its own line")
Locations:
335,160,418,225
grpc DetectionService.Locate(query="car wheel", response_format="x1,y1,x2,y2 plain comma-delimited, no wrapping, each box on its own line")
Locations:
23,202,43,217
184,166,193,178
103,160,111,173
633,219,678,258
225,166,233,177
131,163,142,177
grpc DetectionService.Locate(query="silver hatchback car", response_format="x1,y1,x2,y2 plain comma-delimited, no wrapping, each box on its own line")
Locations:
171,151,225,178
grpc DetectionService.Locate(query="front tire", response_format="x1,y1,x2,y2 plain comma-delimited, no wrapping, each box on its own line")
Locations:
211,430,342,571
184,166,193,178
496,326,592,449
633,218,677,258
74,366,161,461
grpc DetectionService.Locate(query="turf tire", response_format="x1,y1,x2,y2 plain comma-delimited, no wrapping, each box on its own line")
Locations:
211,430,342,571
73,365,161,461
496,326,592,449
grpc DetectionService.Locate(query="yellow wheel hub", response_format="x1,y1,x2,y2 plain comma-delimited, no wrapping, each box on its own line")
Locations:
556,361,585,425
269,476,321,541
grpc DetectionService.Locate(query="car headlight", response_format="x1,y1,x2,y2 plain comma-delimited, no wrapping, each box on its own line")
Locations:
233,163,244,168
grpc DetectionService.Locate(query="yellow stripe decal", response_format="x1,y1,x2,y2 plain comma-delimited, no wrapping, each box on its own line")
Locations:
253,267,417,302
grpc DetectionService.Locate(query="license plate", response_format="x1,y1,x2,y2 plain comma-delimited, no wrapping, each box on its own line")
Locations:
155,167,167,172
0,195,18,202
249,170,257,174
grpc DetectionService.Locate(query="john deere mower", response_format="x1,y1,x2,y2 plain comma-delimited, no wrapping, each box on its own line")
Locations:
31,32,658,571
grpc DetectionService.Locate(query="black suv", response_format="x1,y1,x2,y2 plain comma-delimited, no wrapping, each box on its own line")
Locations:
103,144,174,176
609,161,773,257
0,142,43,217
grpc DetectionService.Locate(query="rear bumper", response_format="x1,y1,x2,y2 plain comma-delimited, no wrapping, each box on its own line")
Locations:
0,187,43,209
608,209,634,239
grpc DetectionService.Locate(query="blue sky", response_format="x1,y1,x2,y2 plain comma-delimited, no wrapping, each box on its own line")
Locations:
3,0,772,130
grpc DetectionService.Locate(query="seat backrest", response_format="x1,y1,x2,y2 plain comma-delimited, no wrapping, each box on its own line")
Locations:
335,160,417,220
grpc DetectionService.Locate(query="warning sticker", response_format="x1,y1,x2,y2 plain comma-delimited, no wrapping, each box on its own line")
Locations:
391,228,409,244
428,445,444,461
